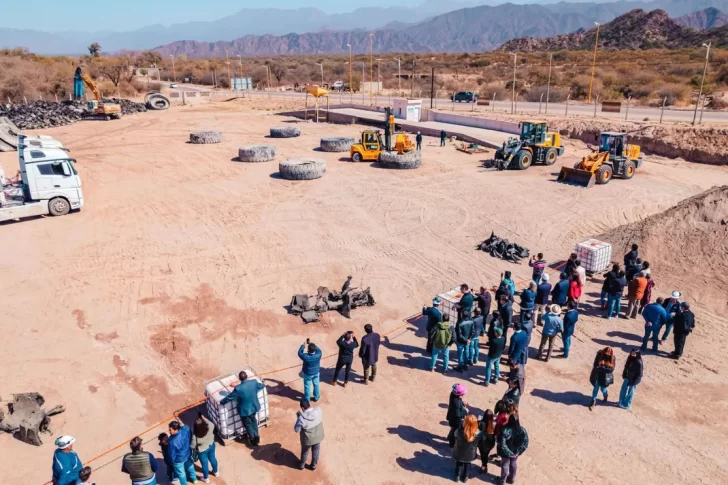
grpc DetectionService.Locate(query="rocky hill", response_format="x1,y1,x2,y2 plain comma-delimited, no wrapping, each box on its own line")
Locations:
675,7,728,28
498,9,728,51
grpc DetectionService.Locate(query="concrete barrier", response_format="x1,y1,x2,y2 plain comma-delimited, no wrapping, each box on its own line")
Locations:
602,101,622,113
425,111,520,135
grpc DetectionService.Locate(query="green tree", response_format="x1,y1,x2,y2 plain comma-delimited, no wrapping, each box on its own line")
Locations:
88,43,102,57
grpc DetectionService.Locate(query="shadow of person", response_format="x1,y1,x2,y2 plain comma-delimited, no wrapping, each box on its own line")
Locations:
265,378,304,402
387,425,449,456
396,448,455,479
530,388,589,406
250,442,300,469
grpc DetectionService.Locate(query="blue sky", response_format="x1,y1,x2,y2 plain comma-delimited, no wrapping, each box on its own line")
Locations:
4,0,428,32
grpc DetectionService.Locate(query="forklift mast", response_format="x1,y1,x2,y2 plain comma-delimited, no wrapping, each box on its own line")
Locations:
384,107,393,152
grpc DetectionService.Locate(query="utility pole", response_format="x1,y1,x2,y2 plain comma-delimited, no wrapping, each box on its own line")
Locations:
430,67,435,109
509,52,517,114
169,55,176,83
394,57,401,95
225,50,231,92
588,22,600,104
410,58,415,98
316,62,324,85
347,43,352,102
545,53,552,114
369,33,374,106
692,41,711,126
375,58,383,94
237,55,243,92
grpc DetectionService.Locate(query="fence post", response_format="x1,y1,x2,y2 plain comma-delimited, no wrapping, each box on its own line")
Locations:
660,96,666,124
565,95,570,116
539,93,543,114
593,95,599,118
625,96,631,121
492,92,496,112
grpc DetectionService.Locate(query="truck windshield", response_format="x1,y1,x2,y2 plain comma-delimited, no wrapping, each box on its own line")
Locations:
68,159,78,175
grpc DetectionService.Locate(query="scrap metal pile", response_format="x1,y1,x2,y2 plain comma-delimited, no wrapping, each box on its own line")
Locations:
477,231,530,262
289,277,375,323
0,392,65,446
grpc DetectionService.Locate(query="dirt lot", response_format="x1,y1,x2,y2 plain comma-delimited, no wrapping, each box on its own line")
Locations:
2,100,728,485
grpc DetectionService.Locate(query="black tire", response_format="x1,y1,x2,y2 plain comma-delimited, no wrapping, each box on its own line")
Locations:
595,165,613,185
320,137,355,152
378,150,422,169
279,158,326,180
515,150,532,170
190,131,223,144
351,152,363,163
237,145,276,163
622,160,636,179
270,126,300,138
544,147,558,166
49,197,70,216
145,94,170,110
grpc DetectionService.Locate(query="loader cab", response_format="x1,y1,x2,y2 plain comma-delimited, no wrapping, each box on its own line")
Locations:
350,130,384,162
600,132,626,157
519,121,548,145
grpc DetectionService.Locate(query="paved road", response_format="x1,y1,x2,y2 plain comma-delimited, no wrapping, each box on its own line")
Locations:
240,89,726,124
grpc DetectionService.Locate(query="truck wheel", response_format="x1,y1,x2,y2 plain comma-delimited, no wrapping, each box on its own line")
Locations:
544,148,558,165
622,160,636,179
515,150,532,170
596,165,612,185
49,197,70,216
352,152,363,163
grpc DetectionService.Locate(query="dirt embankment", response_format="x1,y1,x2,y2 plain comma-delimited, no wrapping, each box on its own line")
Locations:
599,185,728,313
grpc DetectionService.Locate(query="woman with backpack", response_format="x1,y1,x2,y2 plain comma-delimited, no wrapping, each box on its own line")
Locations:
452,414,483,483
589,347,616,411
497,415,529,485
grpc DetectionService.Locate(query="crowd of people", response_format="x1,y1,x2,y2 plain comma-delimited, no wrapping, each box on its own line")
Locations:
50,244,697,485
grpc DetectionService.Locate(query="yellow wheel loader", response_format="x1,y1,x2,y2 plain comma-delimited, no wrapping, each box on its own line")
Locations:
349,107,414,162
491,121,564,170
557,132,643,188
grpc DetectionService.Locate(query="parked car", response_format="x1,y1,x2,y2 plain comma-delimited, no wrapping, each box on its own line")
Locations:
169,83,178,88
332,80,345,91
452,91,478,102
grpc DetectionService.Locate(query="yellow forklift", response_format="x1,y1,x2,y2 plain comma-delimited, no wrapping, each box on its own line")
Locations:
349,108,414,162
558,132,643,188
492,121,564,170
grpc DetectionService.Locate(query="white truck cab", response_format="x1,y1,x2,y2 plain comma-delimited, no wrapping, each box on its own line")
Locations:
0,134,83,222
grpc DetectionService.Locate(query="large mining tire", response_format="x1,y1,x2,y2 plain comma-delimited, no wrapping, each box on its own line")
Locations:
270,126,300,138
320,136,355,152
146,94,170,110
279,158,326,180
238,144,276,163
144,91,162,103
190,131,223,144
378,150,422,169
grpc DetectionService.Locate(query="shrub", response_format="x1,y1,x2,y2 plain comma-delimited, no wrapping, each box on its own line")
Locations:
657,83,691,106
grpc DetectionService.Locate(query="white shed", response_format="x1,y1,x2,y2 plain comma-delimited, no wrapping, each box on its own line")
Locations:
392,98,422,122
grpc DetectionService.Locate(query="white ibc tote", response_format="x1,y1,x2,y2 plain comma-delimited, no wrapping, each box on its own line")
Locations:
204,367,270,443
575,239,612,274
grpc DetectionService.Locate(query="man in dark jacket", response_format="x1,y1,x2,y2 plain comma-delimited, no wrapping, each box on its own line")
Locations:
618,349,643,410
446,384,467,446
167,422,197,485
220,371,265,447
534,274,552,326
440,129,447,147
605,271,627,319
415,131,423,150
458,284,474,321
359,324,381,384
624,244,639,268
551,272,570,307
422,298,443,353
601,264,620,309
498,293,513,341
470,308,485,365
455,314,475,371
508,321,528,368
298,341,323,402
660,291,682,343
626,257,643,282
485,327,506,386
333,331,359,387
671,302,695,359
476,287,492,319
519,282,537,324
562,301,579,358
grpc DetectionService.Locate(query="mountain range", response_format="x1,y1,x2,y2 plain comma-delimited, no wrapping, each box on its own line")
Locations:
498,8,728,50
674,6,728,28
2,0,728,55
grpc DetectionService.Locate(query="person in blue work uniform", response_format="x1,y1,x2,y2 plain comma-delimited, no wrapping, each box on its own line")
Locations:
660,291,682,343
52,435,83,485
73,67,85,101
298,341,323,402
561,301,579,359
167,421,197,485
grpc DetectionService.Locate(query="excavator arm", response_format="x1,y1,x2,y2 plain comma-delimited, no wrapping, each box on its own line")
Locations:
80,72,101,102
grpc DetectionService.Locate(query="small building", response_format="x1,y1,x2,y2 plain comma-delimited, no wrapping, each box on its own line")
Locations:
392,98,422,122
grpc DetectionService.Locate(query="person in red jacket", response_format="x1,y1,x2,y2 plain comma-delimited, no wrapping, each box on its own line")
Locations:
568,271,582,306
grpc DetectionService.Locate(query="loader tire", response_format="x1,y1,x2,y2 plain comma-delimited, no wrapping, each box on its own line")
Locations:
515,150,532,170
622,160,636,180
270,126,300,138
378,150,422,169
279,158,326,180
544,147,558,165
320,137,355,152
237,145,276,163
595,165,613,185
190,131,223,144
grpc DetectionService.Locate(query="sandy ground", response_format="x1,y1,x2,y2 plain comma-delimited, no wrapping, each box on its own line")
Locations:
2,100,728,485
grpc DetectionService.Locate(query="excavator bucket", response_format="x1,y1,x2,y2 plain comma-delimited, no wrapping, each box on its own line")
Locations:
557,166,596,188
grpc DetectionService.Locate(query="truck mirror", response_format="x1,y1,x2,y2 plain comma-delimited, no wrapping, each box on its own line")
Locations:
61,163,71,176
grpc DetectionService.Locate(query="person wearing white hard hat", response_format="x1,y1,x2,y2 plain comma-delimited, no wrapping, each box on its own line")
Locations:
52,435,83,485
415,131,423,150
660,291,682,343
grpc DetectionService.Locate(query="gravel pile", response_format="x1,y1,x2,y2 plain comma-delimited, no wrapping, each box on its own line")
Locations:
0,99,147,130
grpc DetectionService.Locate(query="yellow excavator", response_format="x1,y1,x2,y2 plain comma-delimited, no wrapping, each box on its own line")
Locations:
77,68,122,120
558,132,643,188
349,108,414,162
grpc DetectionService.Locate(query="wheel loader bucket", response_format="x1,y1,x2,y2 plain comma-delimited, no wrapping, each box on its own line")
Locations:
557,166,596,188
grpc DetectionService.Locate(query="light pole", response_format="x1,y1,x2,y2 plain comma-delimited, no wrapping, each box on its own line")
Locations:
394,57,401,95
588,22,600,104
509,52,517,114
375,58,383,94
369,33,374,105
545,53,552,114
169,55,176,83
225,50,231,92
236,55,243,91
692,41,711,126
264,65,271,98
315,62,324,85
347,43,352,102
